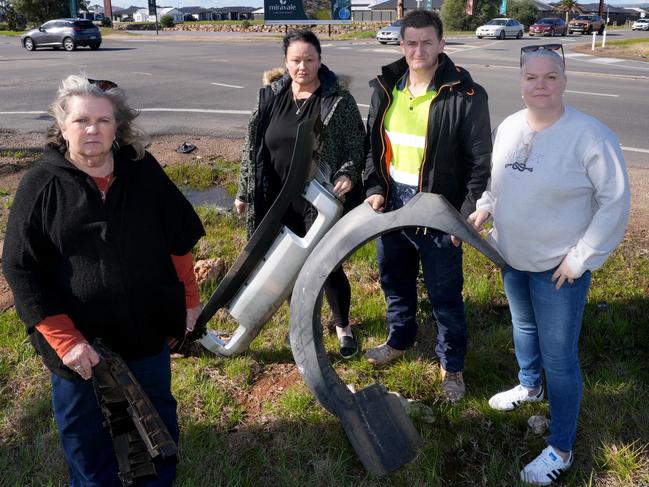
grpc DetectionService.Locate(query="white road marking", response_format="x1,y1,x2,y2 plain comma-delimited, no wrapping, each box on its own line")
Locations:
0,111,48,114
210,82,244,89
622,146,649,154
133,71,152,76
140,108,251,114
565,89,619,97
591,57,626,64
565,53,591,58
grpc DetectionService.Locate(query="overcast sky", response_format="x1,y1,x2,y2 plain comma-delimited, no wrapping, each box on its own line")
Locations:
109,0,641,8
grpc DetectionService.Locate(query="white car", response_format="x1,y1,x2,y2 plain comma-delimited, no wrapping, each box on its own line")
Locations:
476,18,524,39
632,19,649,31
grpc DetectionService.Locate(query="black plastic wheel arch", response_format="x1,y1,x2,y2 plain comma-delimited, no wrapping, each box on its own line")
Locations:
289,193,505,475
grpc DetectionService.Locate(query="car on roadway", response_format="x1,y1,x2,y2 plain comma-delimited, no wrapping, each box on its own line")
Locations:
475,18,524,39
567,14,605,35
376,20,402,44
632,18,649,31
21,18,102,51
528,17,567,37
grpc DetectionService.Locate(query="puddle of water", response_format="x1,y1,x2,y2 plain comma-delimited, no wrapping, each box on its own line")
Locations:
183,186,234,210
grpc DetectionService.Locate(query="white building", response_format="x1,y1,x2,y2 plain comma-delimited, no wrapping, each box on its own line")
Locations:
133,7,184,23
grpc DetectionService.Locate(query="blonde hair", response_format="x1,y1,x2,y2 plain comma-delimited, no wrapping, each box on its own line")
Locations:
47,74,149,160
521,50,566,78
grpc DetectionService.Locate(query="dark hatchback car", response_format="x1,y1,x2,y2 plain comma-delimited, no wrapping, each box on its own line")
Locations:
528,18,567,37
21,19,102,51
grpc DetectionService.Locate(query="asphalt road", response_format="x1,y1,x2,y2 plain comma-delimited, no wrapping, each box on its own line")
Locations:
1,29,648,166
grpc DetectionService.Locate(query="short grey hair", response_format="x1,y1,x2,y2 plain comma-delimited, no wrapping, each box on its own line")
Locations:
521,49,566,77
47,74,148,160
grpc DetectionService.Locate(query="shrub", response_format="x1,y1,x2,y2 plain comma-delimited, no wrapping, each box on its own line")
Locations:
241,19,251,29
160,14,174,28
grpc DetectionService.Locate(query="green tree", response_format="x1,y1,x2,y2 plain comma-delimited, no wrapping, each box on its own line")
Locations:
0,0,19,30
159,14,174,28
441,0,469,30
441,0,469,31
13,0,68,24
507,0,537,28
553,0,582,23
468,0,500,30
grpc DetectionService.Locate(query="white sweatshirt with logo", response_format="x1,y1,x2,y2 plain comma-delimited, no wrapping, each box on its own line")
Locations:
476,106,630,276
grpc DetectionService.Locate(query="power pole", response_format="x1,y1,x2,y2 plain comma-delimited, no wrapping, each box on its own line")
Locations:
397,0,404,19
598,0,603,17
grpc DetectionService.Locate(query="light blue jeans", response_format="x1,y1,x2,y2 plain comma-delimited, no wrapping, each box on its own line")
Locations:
502,265,591,452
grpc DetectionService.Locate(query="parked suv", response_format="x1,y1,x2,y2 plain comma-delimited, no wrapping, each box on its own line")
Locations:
568,14,605,35
21,18,101,51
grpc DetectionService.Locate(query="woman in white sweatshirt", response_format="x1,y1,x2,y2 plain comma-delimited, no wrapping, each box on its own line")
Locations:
469,45,630,486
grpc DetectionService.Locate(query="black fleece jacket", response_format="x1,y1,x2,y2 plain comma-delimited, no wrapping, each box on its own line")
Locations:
2,146,205,379
364,54,492,217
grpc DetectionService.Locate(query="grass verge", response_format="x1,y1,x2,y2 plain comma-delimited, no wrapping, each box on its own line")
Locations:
0,150,647,485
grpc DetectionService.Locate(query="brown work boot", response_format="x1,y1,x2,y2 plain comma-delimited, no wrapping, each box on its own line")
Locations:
365,342,405,366
441,367,465,402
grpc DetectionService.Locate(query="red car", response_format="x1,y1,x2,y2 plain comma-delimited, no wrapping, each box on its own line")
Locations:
528,18,567,37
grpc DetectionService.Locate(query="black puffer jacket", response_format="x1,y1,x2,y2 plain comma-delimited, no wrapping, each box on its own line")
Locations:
2,146,205,379
364,54,492,217
236,64,366,236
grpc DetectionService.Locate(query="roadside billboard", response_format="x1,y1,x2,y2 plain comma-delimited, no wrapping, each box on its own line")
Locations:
264,0,352,24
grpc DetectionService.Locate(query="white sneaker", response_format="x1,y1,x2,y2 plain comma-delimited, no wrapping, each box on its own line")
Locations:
488,384,544,411
520,446,573,485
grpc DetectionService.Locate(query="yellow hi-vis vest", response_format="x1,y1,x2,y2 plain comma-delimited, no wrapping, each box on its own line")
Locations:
384,81,436,187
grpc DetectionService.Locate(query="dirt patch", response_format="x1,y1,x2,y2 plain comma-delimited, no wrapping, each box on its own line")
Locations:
144,134,244,167
571,41,649,62
236,363,302,420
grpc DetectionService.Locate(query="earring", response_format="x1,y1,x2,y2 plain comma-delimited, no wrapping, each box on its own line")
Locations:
112,137,120,151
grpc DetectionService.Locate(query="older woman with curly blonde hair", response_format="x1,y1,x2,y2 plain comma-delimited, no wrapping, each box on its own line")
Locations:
2,74,205,485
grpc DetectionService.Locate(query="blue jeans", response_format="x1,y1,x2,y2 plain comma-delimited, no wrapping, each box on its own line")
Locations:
376,228,467,372
51,344,178,486
502,265,591,452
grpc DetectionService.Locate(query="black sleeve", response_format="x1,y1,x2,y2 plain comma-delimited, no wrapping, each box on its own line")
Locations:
458,85,492,218
2,172,67,331
146,153,206,256
363,87,386,198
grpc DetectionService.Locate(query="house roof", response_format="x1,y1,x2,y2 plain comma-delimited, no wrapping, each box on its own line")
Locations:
119,6,141,16
371,0,443,10
532,0,553,11
549,2,638,14
178,6,213,14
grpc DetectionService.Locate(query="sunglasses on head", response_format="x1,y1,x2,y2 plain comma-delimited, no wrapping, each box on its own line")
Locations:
520,44,565,67
88,78,118,91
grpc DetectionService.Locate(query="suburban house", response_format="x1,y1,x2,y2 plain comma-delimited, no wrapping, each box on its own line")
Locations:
574,3,641,23
133,7,184,22
366,0,443,21
211,6,256,20
178,6,216,21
